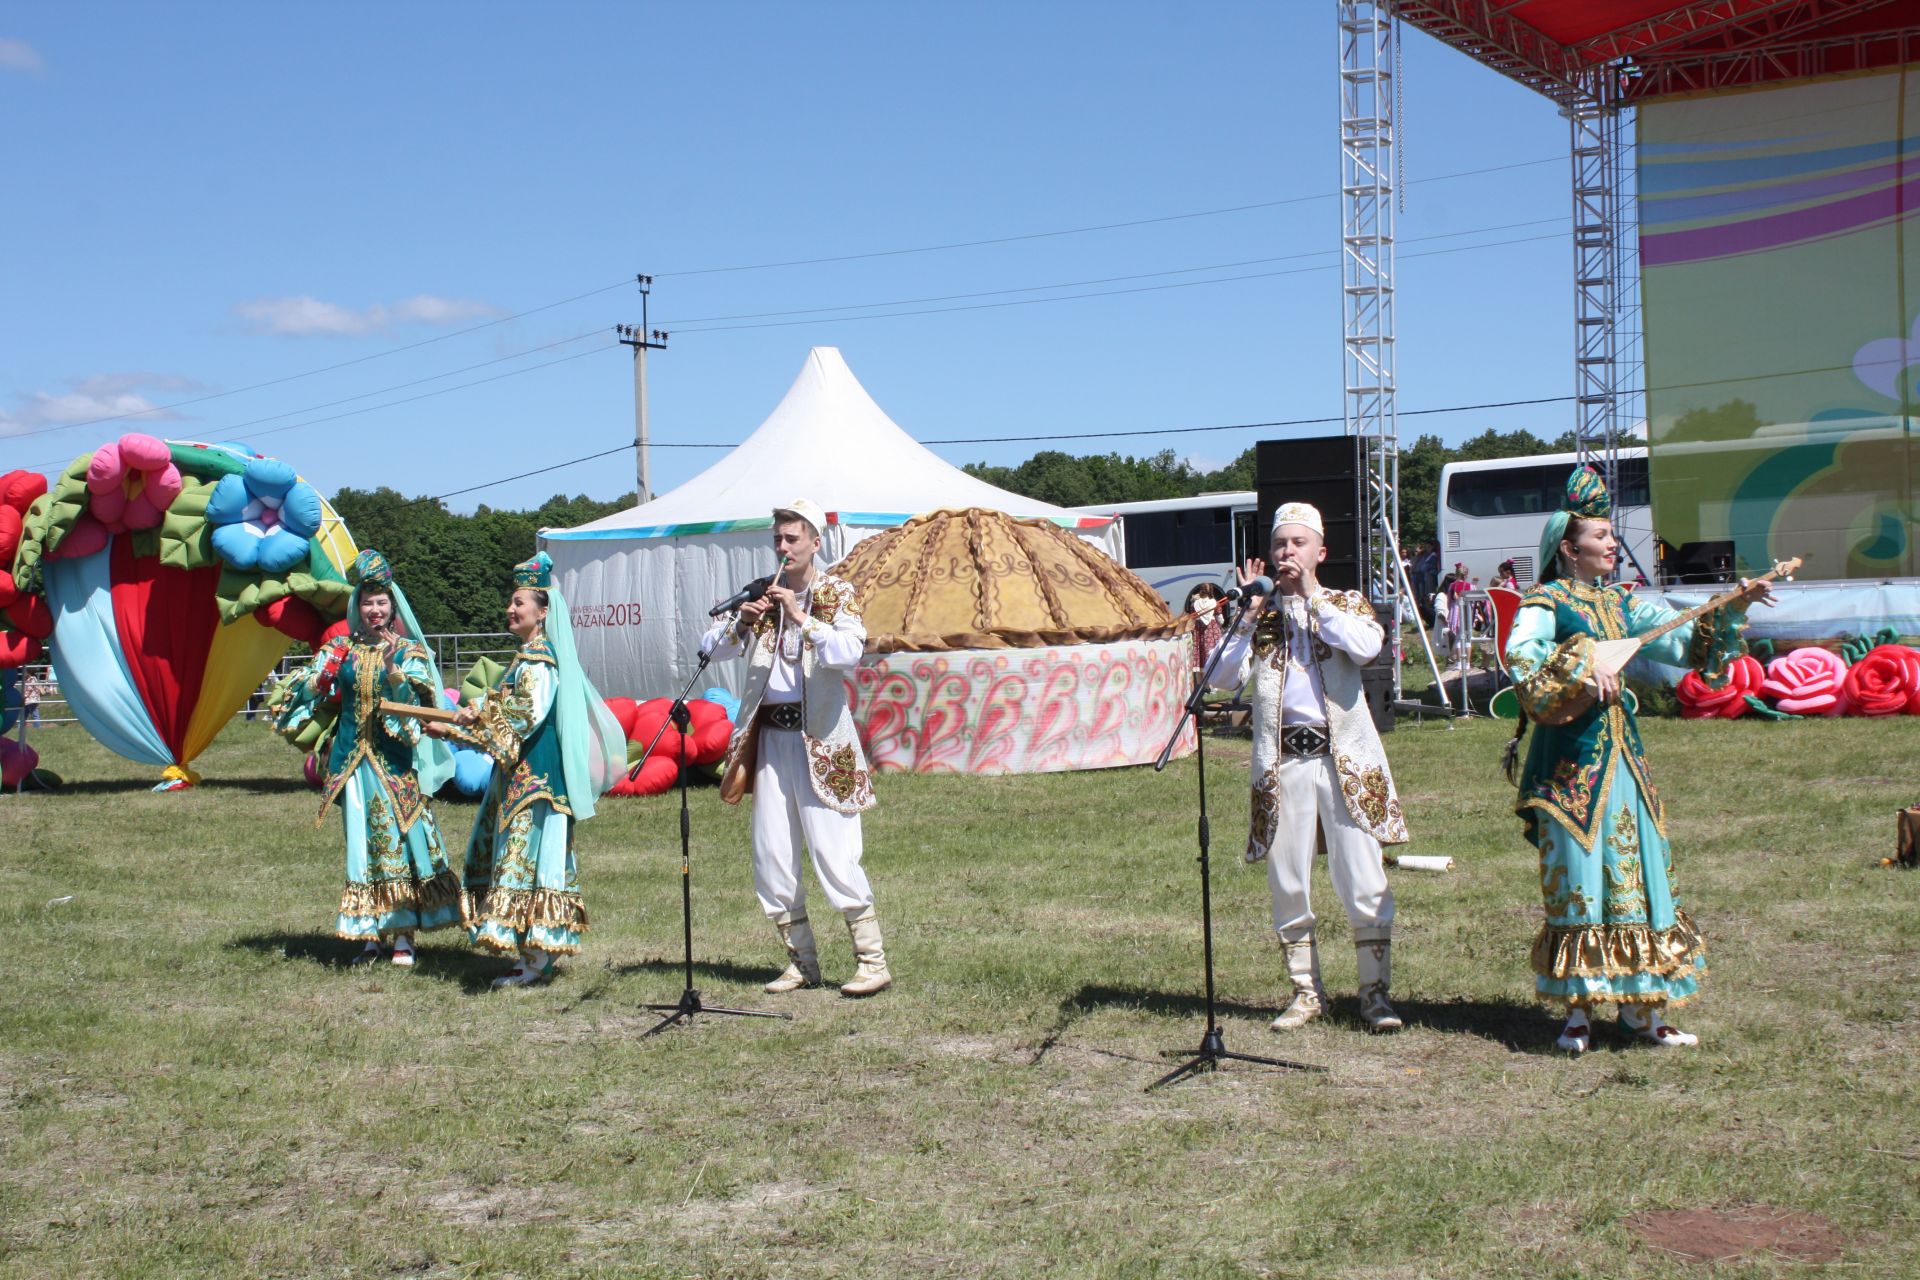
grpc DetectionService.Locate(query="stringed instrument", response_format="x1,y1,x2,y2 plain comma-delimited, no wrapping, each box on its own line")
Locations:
1531,556,1802,726
377,699,462,724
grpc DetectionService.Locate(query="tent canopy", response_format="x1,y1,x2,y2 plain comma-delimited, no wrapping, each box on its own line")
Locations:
548,347,1109,542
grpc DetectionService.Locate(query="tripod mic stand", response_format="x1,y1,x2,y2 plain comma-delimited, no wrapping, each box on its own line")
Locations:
1146,593,1323,1091
636,649,789,1037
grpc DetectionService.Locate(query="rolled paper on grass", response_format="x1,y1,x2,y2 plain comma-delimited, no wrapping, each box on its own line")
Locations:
1388,854,1453,872
377,699,462,723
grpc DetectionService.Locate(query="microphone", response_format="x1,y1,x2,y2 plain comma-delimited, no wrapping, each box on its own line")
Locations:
709,573,777,617
1222,575,1274,603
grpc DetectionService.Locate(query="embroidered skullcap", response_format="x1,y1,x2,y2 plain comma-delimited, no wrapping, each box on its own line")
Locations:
1270,501,1325,537
512,551,553,589
1563,465,1612,519
347,549,393,588
773,498,828,539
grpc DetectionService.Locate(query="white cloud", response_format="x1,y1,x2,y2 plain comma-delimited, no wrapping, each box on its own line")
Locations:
0,38,43,75
0,372,198,438
234,293,500,336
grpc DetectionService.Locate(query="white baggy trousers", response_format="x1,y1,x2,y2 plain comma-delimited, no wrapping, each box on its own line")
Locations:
1267,753,1394,944
751,726,874,923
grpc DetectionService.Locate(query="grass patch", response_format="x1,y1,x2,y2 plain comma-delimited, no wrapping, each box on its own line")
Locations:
2,716,1915,1277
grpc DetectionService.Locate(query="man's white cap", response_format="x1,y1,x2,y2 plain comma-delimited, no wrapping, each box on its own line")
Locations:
773,498,828,539
1270,501,1325,537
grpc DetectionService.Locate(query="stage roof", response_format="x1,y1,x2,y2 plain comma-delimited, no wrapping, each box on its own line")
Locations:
1396,1,1920,105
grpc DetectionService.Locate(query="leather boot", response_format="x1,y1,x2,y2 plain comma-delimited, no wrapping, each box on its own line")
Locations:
1272,935,1324,1031
1355,933,1403,1032
839,907,891,996
764,915,821,993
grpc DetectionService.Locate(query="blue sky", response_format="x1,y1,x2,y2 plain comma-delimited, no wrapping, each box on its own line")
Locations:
0,4,1574,513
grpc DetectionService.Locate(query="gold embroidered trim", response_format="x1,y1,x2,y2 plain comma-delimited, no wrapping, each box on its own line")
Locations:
463,886,588,948
335,867,464,927
1510,632,1593,721
1530,909,1704,981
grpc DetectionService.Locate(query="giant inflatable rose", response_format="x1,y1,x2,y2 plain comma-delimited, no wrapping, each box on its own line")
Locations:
1675,653,1765,719
1758,647,1849,716
1840,644,1920,716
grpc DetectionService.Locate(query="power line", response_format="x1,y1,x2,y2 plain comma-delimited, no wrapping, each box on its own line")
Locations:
29,280,635,438
432,444,639,502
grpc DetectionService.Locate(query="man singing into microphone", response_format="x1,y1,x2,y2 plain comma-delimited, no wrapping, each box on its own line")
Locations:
699,500,892,996
1209,503,1410,1033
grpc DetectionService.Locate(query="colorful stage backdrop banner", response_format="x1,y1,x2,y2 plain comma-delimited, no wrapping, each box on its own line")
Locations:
1639,70,1920,581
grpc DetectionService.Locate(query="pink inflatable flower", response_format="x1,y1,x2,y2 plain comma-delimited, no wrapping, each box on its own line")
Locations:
1840,644,1920,716
1758,646,1849,716
1675,653,1764,719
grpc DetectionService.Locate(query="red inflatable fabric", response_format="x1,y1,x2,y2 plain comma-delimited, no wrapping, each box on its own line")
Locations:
688,715,731,765
1841,644,1920,716
3,592,53,640
108,537,222,762
0,506,20,566
628,697,692,763
0,632,41,667
1675,654,1764,719
603,696,642,739
610,753,678,796
257,595,326,647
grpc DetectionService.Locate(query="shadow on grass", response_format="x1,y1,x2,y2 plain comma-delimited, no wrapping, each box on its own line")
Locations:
49,776,314,797
1031,984,1562,1063
608,955,777,988
229,932,513,993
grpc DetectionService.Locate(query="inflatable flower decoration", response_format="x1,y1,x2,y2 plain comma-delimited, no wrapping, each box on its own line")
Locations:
0,436,357,788
1757,647,1849,717
1840,644,1920,716
204,457,324,573
1674,654,1765,719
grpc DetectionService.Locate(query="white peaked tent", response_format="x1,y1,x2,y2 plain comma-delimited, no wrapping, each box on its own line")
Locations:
541,347,1120,698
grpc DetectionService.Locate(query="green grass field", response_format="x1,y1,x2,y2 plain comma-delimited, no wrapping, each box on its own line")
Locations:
2,710,1915,1278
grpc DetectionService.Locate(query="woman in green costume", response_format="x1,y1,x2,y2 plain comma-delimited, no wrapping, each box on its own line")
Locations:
432,552,624,987
1504,467,1770,1054
275,550,461,965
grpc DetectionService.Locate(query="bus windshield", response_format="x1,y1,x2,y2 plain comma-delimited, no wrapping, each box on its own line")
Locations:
1445,456,1649,517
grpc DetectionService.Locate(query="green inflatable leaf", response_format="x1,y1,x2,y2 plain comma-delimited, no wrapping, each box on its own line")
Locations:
168,440,247,480
1742,694,1801,721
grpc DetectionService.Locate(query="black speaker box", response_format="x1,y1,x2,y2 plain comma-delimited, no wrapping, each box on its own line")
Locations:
1255,435,1367,592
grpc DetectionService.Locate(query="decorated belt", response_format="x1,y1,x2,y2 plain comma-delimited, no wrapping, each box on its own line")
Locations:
1280,724,1330,758
759,703,803,731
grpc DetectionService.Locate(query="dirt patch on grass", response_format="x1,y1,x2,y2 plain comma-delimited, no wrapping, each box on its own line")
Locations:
1626,1205,1849,1263
423,1182,562,1227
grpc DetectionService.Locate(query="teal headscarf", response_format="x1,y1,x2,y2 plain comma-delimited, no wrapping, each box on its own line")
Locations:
348,549,455,795
514,551,625,822
1534,466,1613,586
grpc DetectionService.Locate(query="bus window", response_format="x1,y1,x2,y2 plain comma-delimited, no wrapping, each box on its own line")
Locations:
1124,508,1234,569
1447,458,1650,517
1233,509,1256,565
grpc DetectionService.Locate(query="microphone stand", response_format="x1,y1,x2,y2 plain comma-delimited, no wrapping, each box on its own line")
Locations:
637,645,789,1037
1146,590,1323,1090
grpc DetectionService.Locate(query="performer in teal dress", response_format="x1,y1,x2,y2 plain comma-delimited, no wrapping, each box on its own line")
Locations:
1504,467,1769,1053
274,550,461,965
434,552,624,987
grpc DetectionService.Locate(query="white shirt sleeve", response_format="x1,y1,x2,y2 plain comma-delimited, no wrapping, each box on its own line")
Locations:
1206,612,1258,690
1312,595,1383,664
700,615,749,661
807,605,867,671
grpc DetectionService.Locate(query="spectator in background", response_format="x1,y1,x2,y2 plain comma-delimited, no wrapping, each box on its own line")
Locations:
1184,582,1226,684
1493,559,1519,593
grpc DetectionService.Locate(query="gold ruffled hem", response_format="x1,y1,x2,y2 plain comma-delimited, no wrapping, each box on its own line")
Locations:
335,867,464,929
462,886,588,953
1531,909,1705,981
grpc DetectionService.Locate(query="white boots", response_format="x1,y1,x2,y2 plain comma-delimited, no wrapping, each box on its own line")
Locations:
839,907,892,996
1354,933,1403,1033
1272,933,1402,1032
1272,937,1326,1030
765,915,822,993
765,908,891,996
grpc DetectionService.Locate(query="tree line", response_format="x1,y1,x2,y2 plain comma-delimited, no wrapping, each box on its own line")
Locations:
328,427,1571,635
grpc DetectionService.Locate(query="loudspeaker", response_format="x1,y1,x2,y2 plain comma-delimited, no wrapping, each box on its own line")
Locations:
1255,434,1367,592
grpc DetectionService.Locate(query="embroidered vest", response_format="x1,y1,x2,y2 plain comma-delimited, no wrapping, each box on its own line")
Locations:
1513,579,1663,850
500,638,570,823
726,573,876,814
1243,589,1408,859
316,638,430,834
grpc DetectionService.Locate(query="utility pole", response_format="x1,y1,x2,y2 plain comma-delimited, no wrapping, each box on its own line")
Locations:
615,274,668,506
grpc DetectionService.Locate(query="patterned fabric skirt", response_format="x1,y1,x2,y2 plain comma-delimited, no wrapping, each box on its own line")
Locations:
460,790,586,956
334,766,463,940
1529,765,1705,1007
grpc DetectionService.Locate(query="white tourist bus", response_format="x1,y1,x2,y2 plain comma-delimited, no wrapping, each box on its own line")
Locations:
1068,491,1259,613
1437,448,1655,587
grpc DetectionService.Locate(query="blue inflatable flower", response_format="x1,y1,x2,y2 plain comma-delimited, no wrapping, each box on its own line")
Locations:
205,457,323,573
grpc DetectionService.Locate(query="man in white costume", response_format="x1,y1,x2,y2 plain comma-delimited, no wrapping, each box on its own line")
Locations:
1209,502,1410,1032
701,500,891,997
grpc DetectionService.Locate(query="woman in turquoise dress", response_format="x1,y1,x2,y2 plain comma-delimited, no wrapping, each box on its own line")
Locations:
1504,468,1770,1053
432,552,624,987
275,550,461,965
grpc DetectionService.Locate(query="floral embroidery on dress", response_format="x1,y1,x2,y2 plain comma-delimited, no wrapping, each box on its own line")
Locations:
808,739,871,805
1245,766,1281,863
1334,754,1407,843
1603,809,1648,921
